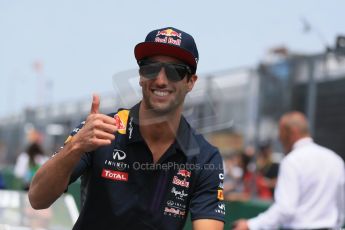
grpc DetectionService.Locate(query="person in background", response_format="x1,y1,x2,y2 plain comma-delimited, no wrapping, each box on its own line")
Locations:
223,151,249,201
224,149,272,201
0,142,7,189
14,142,48,190
233,111,345,229
0,173,5,189
256,141,279,198
241,151,272,201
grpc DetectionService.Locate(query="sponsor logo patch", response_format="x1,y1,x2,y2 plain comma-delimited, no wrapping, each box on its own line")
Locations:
112,149,126,161
163,207,186,218
172,176,189,188
156,28,182,39
128,117,133,139
218,203,225,210
114,110,129,134
101,169,128,182
215,202,226,215
155,29,182,46
218,182,224,189
171,187,188,201
104,160,129,171
166,200,186,209
105,148,128,171
217,189,224,201
177,169,191,178
219,173,224,180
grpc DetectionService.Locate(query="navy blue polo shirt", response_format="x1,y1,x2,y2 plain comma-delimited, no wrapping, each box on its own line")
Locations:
63,102,225,230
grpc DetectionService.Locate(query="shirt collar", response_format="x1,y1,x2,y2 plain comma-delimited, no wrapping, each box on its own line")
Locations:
292,137,313,150
175,116,200,158
126,102,142,143
126,102,199,158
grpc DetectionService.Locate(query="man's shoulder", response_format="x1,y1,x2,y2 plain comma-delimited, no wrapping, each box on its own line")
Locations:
280,150,299,168
183,122,220,163
300,141,343,162
193,132,218,152
284,141,344,168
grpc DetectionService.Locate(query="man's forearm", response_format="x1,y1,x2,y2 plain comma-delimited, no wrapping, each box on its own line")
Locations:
28,141,83,209
193,219,224,230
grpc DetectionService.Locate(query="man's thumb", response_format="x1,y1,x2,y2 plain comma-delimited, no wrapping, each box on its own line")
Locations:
90,94,100,114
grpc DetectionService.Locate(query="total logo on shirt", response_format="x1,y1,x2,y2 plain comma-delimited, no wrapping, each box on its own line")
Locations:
101,169,128,182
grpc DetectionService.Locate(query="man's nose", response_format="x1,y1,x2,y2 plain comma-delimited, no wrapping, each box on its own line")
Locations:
154,67,169,85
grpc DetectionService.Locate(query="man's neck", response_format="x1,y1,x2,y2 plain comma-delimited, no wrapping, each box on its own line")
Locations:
139,104,182,144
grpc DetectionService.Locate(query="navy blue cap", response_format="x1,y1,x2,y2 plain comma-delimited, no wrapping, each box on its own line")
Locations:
134,27,199,74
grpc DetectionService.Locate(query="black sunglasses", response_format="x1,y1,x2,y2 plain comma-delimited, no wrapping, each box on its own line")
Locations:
138,60,192,82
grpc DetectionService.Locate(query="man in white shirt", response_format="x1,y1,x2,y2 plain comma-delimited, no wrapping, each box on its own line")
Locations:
233,111,345,230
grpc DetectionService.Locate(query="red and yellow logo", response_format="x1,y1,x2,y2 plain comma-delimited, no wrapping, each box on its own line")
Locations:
114,110,129,134
217,189,224,201
156,28,182,39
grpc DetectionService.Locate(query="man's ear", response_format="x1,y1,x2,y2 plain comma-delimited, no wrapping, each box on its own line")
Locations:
187,74,198,92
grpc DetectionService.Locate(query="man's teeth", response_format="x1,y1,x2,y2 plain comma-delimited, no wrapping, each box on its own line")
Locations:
153,90,169,96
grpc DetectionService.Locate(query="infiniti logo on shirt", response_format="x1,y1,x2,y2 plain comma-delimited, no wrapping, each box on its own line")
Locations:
112,149,126,161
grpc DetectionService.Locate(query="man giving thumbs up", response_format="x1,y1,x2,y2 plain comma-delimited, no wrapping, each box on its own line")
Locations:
29,27,225,230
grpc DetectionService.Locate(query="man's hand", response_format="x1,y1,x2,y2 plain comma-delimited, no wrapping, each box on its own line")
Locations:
29,94,118,210
71,94,118,153
232,219,249,230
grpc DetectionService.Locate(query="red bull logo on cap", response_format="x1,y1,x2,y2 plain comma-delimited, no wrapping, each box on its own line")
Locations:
156,28,182,39
155,28,182,46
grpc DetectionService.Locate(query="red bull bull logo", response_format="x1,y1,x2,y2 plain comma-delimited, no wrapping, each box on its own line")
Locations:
114,115,125,130
156,29,182,39
177,169,191,178
155,29,182,46
114,110,129,134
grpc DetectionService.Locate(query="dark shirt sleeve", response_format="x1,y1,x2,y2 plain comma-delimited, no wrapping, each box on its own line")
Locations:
189,150,226,223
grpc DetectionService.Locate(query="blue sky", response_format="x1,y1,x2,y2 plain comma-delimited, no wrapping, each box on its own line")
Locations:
0,0,344,117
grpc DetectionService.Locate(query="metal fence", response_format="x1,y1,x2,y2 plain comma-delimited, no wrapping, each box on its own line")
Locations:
1,49,345,165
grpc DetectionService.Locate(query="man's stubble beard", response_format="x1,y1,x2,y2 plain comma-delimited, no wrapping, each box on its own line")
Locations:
142,89,186,116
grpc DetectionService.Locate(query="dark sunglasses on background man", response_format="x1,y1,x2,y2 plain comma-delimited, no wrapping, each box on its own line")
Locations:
138,60,192,82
